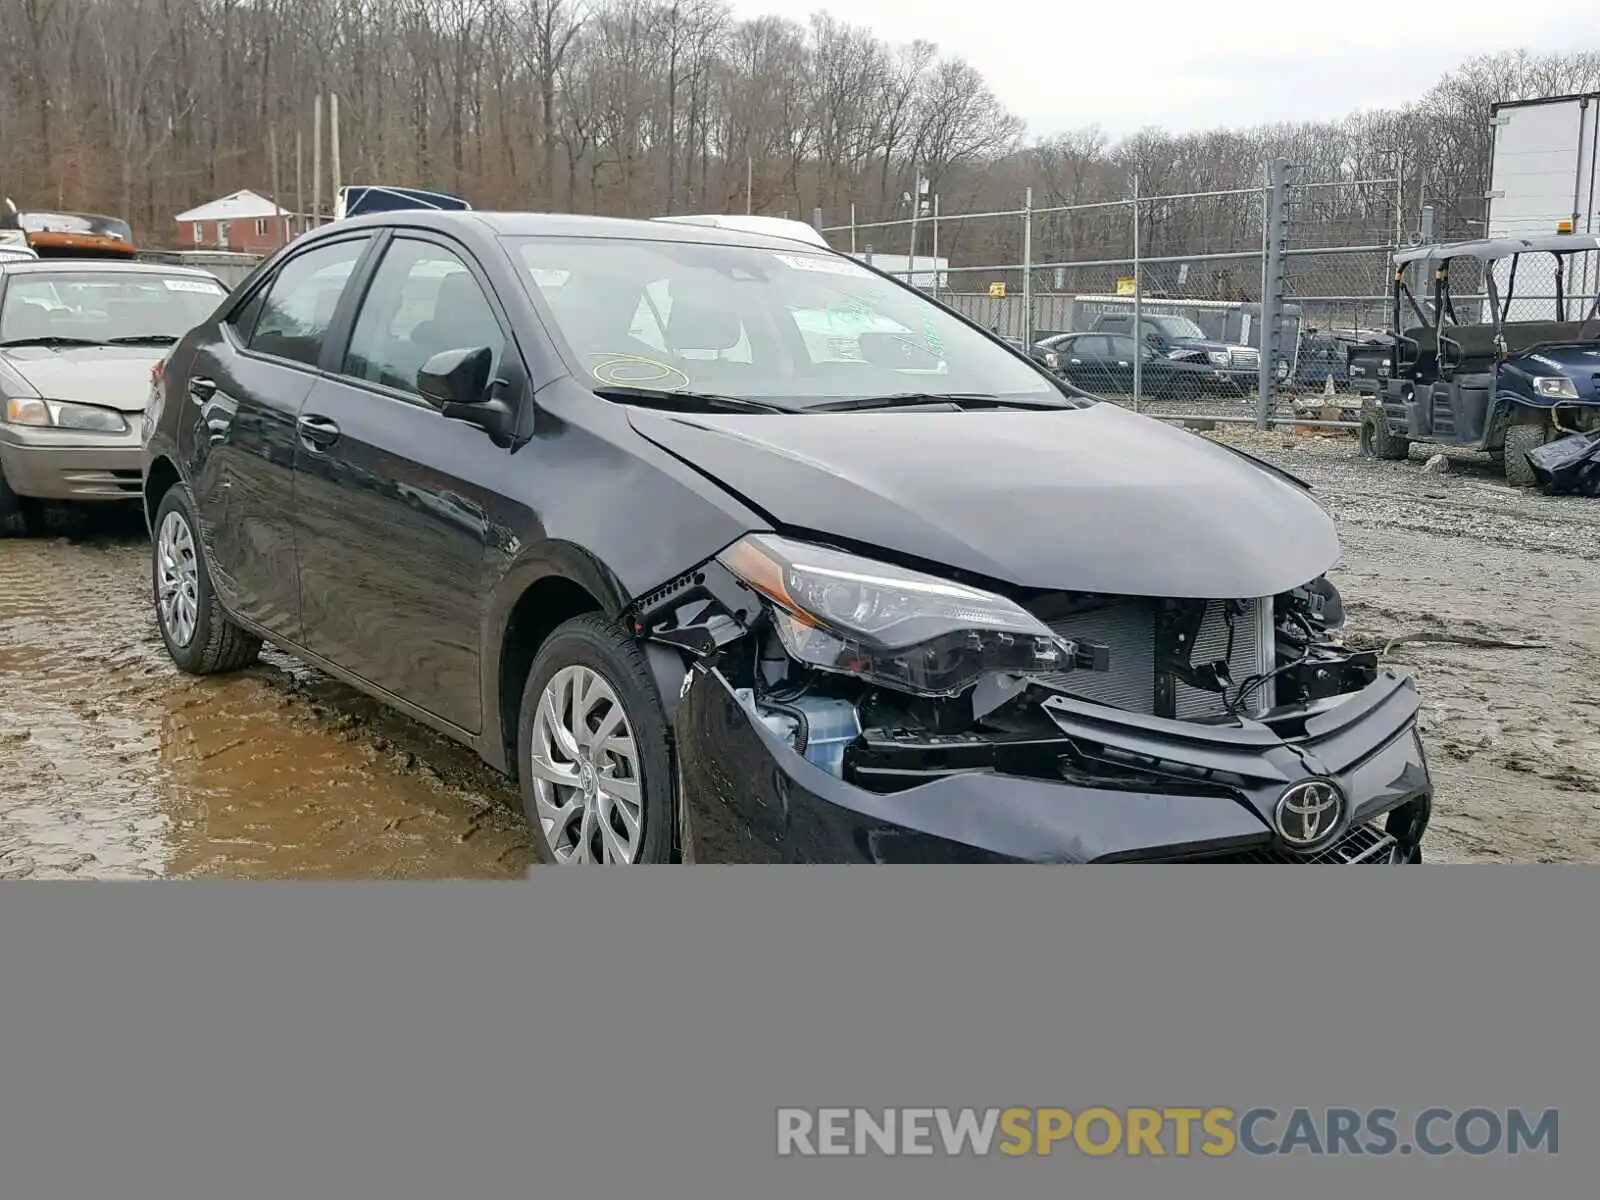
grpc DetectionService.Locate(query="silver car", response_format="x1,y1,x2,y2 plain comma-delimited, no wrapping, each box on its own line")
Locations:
0,259,228,532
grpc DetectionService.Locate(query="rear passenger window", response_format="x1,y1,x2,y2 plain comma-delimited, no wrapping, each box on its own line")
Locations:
342,238,504,396
247,237,369,367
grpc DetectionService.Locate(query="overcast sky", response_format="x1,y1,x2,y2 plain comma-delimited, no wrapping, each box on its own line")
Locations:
725,0,1596,137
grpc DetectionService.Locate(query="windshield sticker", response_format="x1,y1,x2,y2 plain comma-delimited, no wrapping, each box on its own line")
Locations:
772,253,872,278
164,278,225,295
921,316,945,358
589,353,690,391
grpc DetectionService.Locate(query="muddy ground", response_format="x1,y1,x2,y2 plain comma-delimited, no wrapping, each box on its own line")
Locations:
2,430,1597,874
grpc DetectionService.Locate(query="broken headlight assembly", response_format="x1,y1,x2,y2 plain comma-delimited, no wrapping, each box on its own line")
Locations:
717,533,1104,698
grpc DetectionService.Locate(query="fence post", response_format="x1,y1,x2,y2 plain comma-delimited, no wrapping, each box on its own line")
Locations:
1257,158,1290,429
811,206,823,235
931,194,940,302
1132,175,1142,412
1022,186,1033,345
849,203,857,255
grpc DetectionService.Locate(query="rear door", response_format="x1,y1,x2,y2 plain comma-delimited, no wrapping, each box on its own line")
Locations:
180,233,375,640
293,231,528,733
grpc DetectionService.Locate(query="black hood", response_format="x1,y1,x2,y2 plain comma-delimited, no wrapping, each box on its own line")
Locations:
626,401,1340,599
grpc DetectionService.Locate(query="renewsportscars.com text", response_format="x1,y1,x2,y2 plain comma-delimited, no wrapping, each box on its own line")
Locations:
776,1106,1559,1158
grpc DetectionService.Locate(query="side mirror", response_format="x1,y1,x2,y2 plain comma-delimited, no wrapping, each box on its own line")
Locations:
418,346,515,441
418,346,493,407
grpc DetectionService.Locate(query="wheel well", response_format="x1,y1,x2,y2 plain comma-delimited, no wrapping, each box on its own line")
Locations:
144,456,180,529
498,576,603,778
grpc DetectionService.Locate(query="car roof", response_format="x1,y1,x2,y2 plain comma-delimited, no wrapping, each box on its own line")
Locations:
316,209,843,255
0,258,223,280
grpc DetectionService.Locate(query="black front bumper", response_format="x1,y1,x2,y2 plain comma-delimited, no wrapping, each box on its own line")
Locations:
673,666,1432,863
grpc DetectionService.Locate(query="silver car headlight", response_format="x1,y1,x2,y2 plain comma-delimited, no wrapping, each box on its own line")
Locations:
4,396,128,432
1534,376,1578,399
1043,350,1060,369
1207,351,1230,365
718,533,1070,697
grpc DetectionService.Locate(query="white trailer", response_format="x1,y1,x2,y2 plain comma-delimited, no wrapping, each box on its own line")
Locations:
1485,93,1600,321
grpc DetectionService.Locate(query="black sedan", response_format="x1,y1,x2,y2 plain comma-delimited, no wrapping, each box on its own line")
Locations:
1038,332,1222,400
140,210,1431,863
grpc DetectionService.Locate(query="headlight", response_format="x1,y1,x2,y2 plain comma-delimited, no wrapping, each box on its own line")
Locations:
718,533,1073,697
1043,351,1060,369
2,396,126,432
1207,351,1230,365
1534,376,1578,399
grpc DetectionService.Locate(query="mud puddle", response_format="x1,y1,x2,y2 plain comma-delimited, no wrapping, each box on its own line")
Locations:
0,510,535,879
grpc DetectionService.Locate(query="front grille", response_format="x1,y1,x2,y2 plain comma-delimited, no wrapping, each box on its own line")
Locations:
1230,348,1260,369
1034,597,1275,720
1194,823,1403,864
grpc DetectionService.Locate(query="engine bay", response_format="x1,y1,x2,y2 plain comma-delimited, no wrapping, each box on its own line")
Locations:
628,543,1380,797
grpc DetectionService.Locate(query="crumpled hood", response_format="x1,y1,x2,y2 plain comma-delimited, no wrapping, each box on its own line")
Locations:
628,401,1341,598
1,345,163,412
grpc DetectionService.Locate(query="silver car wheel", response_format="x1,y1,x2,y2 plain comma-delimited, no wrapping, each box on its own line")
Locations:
156,510,200,648
528,664,643,863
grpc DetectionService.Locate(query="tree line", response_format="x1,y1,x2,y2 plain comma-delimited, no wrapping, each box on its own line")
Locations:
1,0,1596,273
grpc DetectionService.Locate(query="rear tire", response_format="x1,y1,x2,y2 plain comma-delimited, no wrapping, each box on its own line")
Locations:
1360,402,1410,461
0,467,38,537
1502,419,1550,489
151,483,262,674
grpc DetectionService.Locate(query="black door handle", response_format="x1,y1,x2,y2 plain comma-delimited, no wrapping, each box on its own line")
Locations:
188,376,217,403
297,414,341,449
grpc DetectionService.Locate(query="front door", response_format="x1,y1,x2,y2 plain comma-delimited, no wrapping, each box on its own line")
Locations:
293,233,518,733
182,233,374,640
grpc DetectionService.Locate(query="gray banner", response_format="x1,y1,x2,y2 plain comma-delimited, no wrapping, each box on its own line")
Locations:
0,871,1593,1198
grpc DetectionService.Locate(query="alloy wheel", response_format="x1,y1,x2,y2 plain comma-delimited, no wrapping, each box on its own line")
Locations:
528,665,643,863
156,510,200,647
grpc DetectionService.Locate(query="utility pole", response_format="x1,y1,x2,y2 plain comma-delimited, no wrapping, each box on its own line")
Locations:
329,93,342,217
311,94,323,229
295,128,304,237
270,127,284,245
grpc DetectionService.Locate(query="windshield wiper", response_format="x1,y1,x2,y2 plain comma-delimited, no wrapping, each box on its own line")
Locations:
0,335,108,348
806,392,1069,413
591,385,791,414
105,334,179,345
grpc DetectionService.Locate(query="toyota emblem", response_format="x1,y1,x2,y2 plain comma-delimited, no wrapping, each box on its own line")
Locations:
1274,780,1345,848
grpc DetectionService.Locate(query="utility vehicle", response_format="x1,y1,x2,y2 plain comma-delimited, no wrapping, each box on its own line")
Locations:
1362,234,1600,486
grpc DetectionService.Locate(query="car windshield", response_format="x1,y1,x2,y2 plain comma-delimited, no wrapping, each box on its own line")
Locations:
506,235,1063,406
1151,315,1206,339
0,272,227,344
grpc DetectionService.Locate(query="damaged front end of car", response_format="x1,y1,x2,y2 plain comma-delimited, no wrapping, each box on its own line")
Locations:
626,533,1431,864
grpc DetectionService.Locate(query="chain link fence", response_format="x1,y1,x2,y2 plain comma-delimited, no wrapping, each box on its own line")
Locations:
823,168,1406,427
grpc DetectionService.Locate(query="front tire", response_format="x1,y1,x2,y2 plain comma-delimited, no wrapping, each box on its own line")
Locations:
1502,419,1549,488
1360,401,1410,461
151,484,262,674
516,613,674,864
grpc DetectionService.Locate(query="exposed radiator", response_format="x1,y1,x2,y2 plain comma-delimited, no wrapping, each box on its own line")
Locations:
1034,597,1276,720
